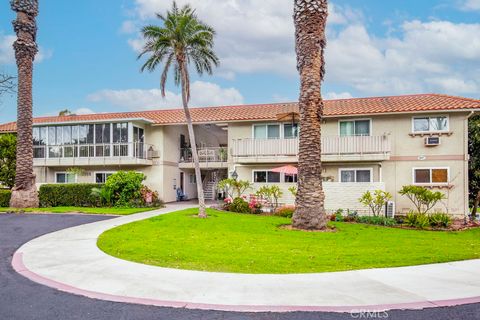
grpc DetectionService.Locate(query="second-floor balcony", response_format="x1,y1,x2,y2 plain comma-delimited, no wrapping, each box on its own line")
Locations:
33,142,159,167
231,135,391,163
179,147,228,169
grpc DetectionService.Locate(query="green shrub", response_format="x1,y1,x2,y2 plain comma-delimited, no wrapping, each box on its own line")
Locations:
404,211,452,229
0,134,16,189
357,215,397,227
274,206,295,218
404,212,418,227
343,210,358,222
0,189,11,207
91,187,114,207
105,171,146,207
359,190,392,216
230,197,250,213
405,212,430,229
429,213,452,228
399,185,445,214
415,214,431,229
39,184,102,207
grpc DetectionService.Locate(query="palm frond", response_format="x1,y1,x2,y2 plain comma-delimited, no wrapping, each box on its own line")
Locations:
137,1,219,102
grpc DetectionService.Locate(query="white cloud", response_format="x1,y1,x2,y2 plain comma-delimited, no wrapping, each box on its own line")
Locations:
325,20,480,95
75,107,96,115
324,92,353,100
460,0,480,11
127,1,358,77
0,32,52,64
125,2,480,97
87,81,244,109
0,34,16,64
120,20,137,34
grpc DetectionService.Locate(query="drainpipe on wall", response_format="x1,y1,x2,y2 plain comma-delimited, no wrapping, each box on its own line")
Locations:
377,162,383,184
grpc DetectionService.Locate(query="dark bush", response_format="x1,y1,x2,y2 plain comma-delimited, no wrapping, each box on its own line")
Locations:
39,184,102,207
0,189,11,207
356,215,397,227
229,197,250,213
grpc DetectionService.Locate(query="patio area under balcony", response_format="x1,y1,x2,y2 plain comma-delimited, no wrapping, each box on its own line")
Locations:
231,135,391,163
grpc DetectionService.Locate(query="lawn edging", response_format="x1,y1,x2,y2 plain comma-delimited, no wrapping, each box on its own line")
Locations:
97,208,480,274
12,204,480,313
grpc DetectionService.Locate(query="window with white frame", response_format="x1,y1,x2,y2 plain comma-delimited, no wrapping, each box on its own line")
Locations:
285,173,298,183
413,168,449,184
56,172,76,184
339,169,372,183
339,119,371,136
284,123,299,139
253,124,280,139
189,174,196,184
413,116,448,133
253,170,281,183
95,172,114,184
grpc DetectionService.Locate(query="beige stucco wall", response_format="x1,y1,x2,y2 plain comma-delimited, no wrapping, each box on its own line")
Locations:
32,111,470,214
227,112,470,216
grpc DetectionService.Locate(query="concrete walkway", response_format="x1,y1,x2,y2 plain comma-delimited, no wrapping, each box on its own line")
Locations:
12,204,480,313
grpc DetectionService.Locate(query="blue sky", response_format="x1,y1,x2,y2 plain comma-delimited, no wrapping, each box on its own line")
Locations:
1,0,480,122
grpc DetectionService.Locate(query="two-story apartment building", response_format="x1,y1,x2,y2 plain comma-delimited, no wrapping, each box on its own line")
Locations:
0,94,478,216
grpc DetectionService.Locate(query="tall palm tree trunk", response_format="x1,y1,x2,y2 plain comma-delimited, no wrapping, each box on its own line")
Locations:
10,0,39,208
292,0,328,230
180,62,207,218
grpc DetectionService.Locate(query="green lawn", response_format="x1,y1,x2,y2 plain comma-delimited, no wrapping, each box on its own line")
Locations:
97,208,480,274
0,206,160,215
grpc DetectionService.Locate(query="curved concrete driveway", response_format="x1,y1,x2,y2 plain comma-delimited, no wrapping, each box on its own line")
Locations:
12,204,480,313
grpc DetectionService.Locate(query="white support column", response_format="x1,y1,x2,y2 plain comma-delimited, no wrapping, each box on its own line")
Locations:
128,122,134,158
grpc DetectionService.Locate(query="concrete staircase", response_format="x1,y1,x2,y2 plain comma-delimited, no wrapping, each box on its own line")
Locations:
203,180,216,201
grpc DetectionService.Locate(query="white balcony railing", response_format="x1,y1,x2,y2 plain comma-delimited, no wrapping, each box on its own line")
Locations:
33,142,158,160
180,147,228,163
231,136,391,157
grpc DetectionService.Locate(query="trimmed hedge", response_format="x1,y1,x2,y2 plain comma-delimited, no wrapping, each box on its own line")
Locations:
39,184,102,208
0,189,11,207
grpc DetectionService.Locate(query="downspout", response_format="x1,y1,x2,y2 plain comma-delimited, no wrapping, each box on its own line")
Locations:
378,162,383,183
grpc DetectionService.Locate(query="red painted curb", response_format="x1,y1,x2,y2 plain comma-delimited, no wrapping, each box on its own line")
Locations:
11,251,480,313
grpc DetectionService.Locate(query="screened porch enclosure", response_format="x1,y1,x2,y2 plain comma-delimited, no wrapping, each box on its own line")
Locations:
33,122,151,160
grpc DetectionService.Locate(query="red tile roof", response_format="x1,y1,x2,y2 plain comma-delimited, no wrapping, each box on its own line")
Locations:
1,94,479,132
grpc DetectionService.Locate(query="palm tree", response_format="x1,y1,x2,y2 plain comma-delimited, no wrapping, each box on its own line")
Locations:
292,0,329,230
9,0,39,208
139,2,219,218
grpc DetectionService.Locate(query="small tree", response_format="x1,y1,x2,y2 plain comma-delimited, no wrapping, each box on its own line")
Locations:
399,185,445,215
288,186,297,197
359,190,392,216
0,134,17,189
218,178,251,199
256,185,283,211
